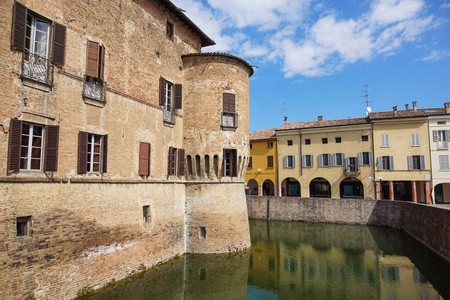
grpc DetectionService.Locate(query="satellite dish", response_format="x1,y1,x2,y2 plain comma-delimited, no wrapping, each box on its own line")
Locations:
367,106,372,112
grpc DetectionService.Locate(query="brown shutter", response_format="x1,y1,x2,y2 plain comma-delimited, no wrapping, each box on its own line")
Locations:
44,125,59,172
86,40,99,78
267,156,273,168
232,149,237,177
159,77,165,106
77,131,88,174
52,22,66,65
177,148,185,176
7,119,23,172
99,45,105,81
168,147,173,175
102,135,108,173
11,1,27,52
174,84,182,109
139,142,150,176
223,93,236,113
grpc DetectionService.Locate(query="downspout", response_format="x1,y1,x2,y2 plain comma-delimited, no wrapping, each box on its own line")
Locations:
299,129,302,197
371,121,377,200
427,117,434,204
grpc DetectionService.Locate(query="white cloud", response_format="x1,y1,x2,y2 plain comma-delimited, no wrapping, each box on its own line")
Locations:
422,50,450,61
440,2,450,9
370,0,425,25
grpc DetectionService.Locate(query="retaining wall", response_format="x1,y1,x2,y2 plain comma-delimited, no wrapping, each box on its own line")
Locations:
247,196,450,261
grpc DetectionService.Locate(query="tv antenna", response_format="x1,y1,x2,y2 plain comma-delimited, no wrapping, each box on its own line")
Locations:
361,85,372,115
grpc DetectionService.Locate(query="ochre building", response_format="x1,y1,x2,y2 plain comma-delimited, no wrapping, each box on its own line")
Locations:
0,0,253,298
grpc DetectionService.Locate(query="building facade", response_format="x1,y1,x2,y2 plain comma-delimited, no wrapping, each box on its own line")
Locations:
0,0,252,298
245,129,278,196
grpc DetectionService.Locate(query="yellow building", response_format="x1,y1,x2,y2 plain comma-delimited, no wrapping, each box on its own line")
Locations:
276,117,375,199
370,103,431,203
246,129,278,195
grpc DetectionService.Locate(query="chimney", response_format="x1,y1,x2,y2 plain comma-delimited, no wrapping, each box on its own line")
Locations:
445,102,450,114
284,116,288,124
412,101,417,111
405,104,409,110
393,106,398,117
318,116,323,121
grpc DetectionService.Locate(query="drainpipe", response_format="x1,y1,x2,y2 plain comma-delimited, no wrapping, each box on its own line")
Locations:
427,117,434,204
371,122,377,199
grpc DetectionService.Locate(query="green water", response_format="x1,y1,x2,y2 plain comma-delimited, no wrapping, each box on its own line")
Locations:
86,220,449,299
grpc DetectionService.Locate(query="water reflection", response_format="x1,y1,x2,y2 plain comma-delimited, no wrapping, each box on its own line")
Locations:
86,220,449,300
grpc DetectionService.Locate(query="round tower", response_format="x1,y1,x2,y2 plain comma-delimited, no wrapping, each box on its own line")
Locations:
182,53,253,253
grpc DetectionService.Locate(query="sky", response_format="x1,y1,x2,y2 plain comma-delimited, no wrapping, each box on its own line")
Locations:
171,0,450,133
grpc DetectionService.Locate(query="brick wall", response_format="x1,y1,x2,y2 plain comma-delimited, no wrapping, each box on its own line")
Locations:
247,196,450,261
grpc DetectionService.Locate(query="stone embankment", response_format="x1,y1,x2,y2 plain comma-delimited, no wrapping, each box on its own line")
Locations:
247,196,450,261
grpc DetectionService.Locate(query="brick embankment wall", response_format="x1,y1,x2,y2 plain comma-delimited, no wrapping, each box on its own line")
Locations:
246,196,450,261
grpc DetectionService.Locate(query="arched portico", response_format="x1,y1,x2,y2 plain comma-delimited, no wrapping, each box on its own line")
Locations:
247,179,258,195
310,177,331,198
340,178,364,198
434,183,450,204
262,179,275,196
281,177,301,197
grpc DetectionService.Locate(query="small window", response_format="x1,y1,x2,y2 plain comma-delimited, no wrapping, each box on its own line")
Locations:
411,133,420,147
305,139,310,145
84,41,106,103
166,21,174,39
287,140,293,146
159,78,182,125
335,137,341,143
143,205,150,223
437,121,446,125
168,147,185,177
302,155,313,167
267,156,274,168
223,149,237,177
267,142,273,148
222,93,237,129
250,144,252,149
362,135,369,142
381,134,389,147
284,155,295,168
17,216,31,236
248,157,253,168
200,227,206,239
322,138,328,144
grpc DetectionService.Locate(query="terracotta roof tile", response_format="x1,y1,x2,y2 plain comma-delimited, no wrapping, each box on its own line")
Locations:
277,117,370,131
250,128,277,140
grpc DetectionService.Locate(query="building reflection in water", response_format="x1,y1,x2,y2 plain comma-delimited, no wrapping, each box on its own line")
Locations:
88,220,448,299
248,219,449,300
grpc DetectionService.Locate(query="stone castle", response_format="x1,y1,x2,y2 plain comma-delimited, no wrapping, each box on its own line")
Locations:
0,0,252,298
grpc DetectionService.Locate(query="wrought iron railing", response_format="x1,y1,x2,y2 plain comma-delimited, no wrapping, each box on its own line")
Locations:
163,108,175,124
221,112,238,128
21,52,54,85
83,76,106,102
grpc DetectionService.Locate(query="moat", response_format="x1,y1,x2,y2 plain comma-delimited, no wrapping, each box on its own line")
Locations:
84,219,450,299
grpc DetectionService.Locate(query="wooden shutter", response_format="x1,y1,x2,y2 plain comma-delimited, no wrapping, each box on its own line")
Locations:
332,153,336,166
309,155,312,167
420,155,425,170
102,135,108,173
99,45,105,81
11,1,27,52
389,156,394,170
447,131,450,141
7,119,23,172
174,84,182,109
368,152,373,165
378,157,383,170
77,131,88,174
177,148,185,176
345,157,350,172
433,130,438,142
159,77,165,106
232,149,237,177
139,142,150,176
248,157,252,168
52,22,66,65
408,156,413,170
223,93,236,113
439,155,444,170
319,154,323,167
358,152,363,165
86,40,99,78
267,156,273,168
168,147,174,175
44,125,59,172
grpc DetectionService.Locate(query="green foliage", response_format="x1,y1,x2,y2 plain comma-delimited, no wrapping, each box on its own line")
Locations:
25,295,37,300
77,286,93,297
137,263,146,271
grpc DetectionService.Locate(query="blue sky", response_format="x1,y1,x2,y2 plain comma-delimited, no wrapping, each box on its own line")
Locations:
172,0,450,133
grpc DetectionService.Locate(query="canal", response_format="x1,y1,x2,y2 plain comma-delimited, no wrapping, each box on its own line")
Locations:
84,219,450,299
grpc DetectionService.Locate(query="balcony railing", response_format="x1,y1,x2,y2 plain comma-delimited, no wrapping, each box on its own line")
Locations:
221,112,238,129
83,76,106,103
163,108,175,124
21,52,54,86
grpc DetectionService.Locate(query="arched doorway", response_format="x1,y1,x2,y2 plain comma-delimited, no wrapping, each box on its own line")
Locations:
247,179,258,195
434,183,450,203
281,177,300,197
262,179,275,196
340,178,364,198
310,177,331,198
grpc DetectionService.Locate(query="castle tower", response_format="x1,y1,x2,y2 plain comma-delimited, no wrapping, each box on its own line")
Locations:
182,53,253,253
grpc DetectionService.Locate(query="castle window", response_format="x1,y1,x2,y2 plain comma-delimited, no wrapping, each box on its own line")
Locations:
143,206,150,223
222,93,237,129
12,2,66,85
138,142,151,176
168,147,185,177
77,132,108,174
223,149,237,177
166,21,174,40
84,40,106,104
16,216,32,236
159,77,182,125
7,119,59,173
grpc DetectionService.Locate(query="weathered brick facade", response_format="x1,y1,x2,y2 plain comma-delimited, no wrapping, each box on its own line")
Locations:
0,0,252,298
